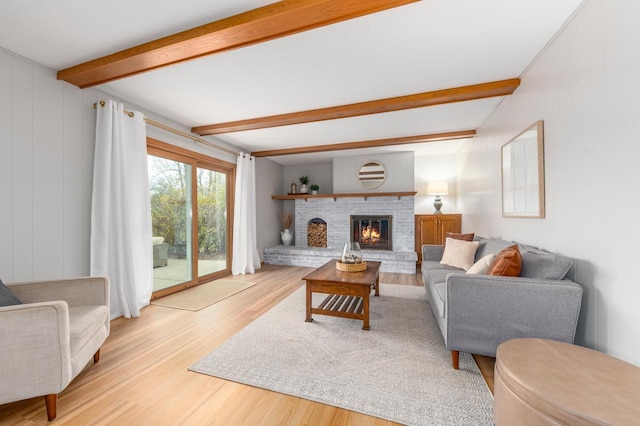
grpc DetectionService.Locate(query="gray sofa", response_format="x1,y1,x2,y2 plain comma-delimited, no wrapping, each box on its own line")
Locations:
422,237,583,369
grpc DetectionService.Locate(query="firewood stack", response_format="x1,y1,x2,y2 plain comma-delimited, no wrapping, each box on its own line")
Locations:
308,222,327,247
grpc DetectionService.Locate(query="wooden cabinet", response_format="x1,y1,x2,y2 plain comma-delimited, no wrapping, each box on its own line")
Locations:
415,214,462,265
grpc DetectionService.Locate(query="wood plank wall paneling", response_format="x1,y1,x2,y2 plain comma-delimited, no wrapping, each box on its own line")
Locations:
33,65,64,280
0,52,13,278
12,57,34,282
0,49,96,281
62,87,97,277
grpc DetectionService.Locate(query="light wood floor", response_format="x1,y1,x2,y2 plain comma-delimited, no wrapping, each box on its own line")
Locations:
0,264,494,425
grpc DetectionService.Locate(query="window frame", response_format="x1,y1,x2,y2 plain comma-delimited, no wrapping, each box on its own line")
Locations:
147,137,236,298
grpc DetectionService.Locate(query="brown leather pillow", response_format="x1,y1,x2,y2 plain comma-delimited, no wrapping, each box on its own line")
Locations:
445,232,475,243
486,244,522,276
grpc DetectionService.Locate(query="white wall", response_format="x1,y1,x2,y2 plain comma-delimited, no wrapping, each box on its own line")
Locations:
283,162,333,194
0,49,99,281
333,152,414,193
456,0,640,365
414,153,459,215
255,157,284,260
0,47,249,281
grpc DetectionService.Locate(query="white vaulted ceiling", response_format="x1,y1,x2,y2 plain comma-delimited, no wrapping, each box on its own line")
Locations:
0,0,584,165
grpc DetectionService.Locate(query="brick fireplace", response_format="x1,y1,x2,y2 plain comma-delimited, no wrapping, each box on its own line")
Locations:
263,195,417,273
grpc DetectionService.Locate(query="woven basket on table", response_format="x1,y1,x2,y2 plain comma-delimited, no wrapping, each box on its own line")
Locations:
335,261,367,272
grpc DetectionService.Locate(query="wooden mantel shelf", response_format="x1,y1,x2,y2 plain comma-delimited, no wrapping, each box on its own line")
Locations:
272,191,417,201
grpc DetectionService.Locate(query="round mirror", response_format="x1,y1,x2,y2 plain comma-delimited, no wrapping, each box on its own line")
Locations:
358,161,386,189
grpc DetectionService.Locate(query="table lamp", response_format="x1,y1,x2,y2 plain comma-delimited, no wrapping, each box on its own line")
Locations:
427,181,449,214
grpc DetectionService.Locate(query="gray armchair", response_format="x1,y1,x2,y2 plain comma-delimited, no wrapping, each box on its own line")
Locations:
153,242,169,267
0,276,110,421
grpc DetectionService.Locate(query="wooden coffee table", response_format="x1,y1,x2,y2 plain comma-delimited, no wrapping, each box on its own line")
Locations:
302,259,382,330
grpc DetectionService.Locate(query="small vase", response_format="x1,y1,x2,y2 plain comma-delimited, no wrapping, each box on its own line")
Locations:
311,189,318,195
281,229,293,246
299,184,308,193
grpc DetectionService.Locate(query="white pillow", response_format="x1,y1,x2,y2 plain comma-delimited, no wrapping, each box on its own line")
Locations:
440,238,480,271
466,254,497,275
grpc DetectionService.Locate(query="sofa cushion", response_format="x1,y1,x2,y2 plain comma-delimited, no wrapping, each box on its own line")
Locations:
0,279,22,307
467,254,497,275
520,252,572,280
487,245,523,276
68,305,107,357
440,238,480,271
433,282,447,319
425,268,456,287
474,238,514,261
422,260,461,272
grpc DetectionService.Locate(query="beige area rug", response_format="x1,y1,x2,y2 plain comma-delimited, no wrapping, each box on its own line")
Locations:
151,279,255,311
190,285,494,425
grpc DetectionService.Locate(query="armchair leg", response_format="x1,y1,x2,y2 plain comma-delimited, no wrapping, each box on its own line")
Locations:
451,350,460,370
44,394,57,421
94,349,100,363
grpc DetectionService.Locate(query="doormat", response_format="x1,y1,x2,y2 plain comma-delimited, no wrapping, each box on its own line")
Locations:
151,279,255,311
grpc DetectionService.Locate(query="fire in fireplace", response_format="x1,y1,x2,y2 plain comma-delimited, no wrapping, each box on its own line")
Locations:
350,215,392,250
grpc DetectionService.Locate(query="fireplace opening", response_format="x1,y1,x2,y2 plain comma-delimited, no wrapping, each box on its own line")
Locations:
350,215,392,250
307,218,327,248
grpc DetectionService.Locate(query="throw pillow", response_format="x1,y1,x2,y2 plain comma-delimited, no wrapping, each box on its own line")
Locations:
445,232,475,244
0,279,23,307
486,245,522,277
520,251,573,280
466,254,497,275
440,237,480,271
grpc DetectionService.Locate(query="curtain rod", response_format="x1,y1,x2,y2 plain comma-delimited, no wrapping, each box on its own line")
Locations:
93,101,240,157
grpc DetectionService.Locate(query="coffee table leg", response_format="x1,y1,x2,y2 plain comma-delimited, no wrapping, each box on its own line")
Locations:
305,281,313,323
374,275,380,297
362,292,370,330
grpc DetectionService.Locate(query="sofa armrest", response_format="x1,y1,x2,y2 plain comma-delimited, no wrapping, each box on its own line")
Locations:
445,274,583,357
422,244,445,262
7,276,109,308
0,302,73,403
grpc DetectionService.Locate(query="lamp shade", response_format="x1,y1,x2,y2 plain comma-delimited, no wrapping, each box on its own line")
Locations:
427,181,449,195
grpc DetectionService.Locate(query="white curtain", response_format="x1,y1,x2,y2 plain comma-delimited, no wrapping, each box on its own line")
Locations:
232,153,261,275
90,100,153,319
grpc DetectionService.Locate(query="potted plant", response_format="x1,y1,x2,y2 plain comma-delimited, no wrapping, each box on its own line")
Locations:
310,184,319,195
299,175,310,193
280,211,293,246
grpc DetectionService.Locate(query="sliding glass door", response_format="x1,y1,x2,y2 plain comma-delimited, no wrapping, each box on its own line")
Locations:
147,139,234,297
148,155,193,292
197,167,227,278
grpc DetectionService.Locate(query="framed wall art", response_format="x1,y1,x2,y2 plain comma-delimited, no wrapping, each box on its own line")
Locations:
501,120,545,218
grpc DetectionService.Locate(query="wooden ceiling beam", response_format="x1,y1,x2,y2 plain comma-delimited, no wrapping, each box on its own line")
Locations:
193,78,520,136
57,0,419,88
250,129,476,157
